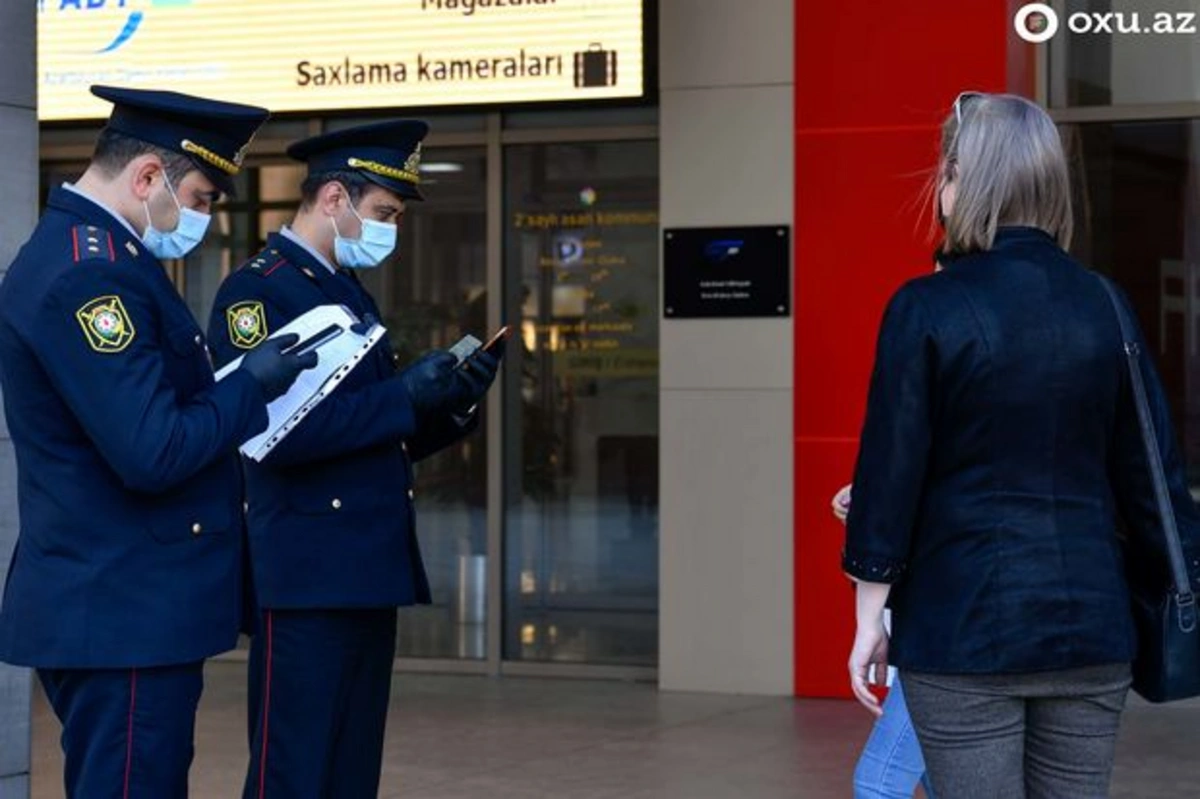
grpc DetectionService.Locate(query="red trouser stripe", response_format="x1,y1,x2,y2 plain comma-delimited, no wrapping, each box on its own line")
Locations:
123,668,137,799
259,611,274,799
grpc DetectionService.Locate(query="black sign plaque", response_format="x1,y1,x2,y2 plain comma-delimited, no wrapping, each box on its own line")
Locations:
663,225,791,319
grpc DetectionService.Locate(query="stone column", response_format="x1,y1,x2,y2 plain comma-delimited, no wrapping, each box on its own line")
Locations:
0,2,40,796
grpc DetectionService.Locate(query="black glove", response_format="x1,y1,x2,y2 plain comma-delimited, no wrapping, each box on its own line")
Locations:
398,351,474,417
349,313,377,336
239,333,319,402
456,344,503,409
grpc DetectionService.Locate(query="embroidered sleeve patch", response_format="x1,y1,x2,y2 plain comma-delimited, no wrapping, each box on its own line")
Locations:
76,295,136,353
227,301,268,349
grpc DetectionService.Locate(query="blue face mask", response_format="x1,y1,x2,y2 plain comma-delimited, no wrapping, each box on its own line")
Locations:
142,173,211,260
332,204,397,269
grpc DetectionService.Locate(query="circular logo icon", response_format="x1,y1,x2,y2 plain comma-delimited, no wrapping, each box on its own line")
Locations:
93,310,122,341
1014,3,1059,43
235,311,259,336
554,236,585,265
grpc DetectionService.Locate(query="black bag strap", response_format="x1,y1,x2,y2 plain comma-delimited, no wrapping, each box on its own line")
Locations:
1096,274,1196,633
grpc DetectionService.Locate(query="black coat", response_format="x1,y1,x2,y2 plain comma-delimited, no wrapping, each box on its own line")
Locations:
844,226,1200,674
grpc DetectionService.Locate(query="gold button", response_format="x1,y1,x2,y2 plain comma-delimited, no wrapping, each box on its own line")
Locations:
191,523,202,535
331,498,342,510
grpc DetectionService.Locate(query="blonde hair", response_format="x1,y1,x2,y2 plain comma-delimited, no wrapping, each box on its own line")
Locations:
936,93,1072,255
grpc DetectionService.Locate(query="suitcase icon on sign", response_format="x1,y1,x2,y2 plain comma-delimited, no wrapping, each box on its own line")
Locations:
574,44,618,88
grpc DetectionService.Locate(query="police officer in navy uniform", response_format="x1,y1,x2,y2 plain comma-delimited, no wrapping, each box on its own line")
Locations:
0,86,317,798
206,120,502,798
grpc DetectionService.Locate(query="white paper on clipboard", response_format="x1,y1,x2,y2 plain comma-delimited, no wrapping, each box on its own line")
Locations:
215,304,386,461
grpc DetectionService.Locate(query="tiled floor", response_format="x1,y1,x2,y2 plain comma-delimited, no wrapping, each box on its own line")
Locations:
29,661,1200,798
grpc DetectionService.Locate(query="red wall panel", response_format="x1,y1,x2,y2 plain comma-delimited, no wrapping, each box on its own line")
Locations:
793,0,1026,697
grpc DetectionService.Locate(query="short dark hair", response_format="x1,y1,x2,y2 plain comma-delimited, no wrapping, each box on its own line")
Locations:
299,170,374,209
91,128,196,185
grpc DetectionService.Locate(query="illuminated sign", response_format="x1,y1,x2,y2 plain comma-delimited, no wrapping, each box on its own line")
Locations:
37,0,646,121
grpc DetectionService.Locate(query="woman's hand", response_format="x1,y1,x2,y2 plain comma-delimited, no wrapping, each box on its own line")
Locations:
831,483,852,524
848,615,889,717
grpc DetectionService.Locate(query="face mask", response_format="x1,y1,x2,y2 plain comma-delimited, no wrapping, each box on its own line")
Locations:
142,173,211,260
332,203,397,269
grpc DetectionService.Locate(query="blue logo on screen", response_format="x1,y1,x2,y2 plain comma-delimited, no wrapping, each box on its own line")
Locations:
703,240,744,264
555,236,584,265
42,0,193,54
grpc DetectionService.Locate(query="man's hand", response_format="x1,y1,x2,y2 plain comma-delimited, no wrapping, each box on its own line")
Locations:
240,333,319,402
454,345,503,413
398,351,474,417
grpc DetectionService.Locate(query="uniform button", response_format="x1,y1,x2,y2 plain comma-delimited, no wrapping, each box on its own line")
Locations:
401,442,409,455
194,334,202,346
191,523,202,536
407,489,415,500
331,498,342,510
243,502,249,513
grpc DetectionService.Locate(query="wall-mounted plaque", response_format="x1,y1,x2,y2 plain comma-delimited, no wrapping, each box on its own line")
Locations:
663,225,790,318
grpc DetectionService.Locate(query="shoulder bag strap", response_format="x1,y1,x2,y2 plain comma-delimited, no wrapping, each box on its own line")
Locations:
1095,273,1196,633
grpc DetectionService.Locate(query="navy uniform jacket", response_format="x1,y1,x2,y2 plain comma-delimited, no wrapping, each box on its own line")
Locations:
844,227,1200,674
0,187,268,669
207,231,470,610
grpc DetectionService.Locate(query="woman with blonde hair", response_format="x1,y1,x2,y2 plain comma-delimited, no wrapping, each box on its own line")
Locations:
843,92,1200,797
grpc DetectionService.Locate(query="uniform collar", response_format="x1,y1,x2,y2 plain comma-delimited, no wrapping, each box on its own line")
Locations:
265,230,345,293
55,183,141,240
279,225,336,275
46,185,161,266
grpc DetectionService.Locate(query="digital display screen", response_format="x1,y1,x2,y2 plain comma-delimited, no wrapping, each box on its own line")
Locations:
37,0,646,121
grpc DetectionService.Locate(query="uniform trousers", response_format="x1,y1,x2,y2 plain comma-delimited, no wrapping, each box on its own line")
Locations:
244,607,398,799
39,662,204,799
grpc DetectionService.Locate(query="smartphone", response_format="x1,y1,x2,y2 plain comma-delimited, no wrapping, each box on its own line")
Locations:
867,665,895,687
449,334,483,365
481,325,513,353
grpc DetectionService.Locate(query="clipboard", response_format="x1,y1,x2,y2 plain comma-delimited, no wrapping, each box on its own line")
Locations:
216,304,386,461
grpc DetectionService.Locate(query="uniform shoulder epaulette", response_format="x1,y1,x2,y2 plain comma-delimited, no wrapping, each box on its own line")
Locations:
242,248,290,277
70,225,115,263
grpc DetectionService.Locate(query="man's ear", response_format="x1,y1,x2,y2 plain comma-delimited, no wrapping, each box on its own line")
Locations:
319,181,347,218
128,154,163,203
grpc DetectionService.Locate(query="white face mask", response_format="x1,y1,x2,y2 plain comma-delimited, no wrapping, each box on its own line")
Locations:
331,203,397,269
141,173,211,260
